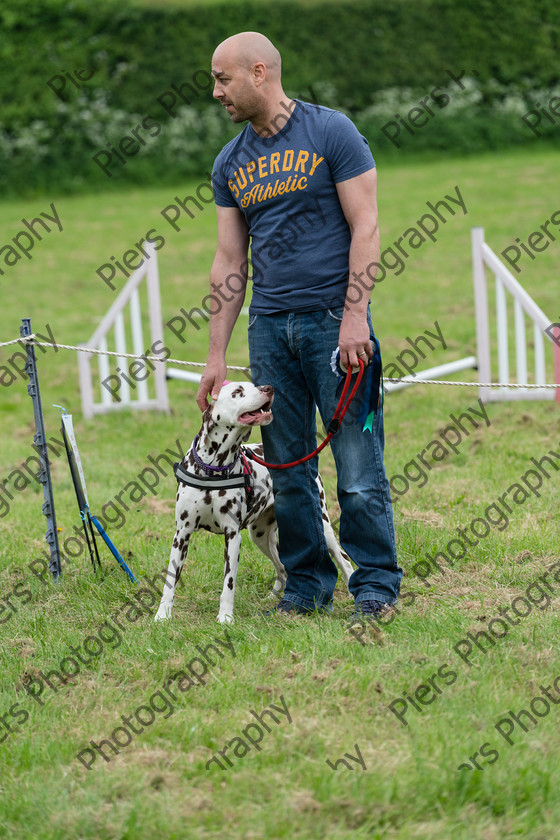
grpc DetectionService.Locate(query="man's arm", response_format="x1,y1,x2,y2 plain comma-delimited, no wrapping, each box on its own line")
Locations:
195,205,250,411
335,167,379,371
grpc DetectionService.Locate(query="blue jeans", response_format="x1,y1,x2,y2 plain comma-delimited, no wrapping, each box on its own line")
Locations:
248,306,402,611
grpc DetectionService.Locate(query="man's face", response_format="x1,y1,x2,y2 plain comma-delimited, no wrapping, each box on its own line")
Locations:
211,50,262,123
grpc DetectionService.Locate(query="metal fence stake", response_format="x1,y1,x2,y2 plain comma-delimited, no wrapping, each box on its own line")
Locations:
20,318,61,580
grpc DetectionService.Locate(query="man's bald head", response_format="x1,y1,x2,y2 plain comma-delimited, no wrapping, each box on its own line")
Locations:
213,32,281,81
212,31,292,132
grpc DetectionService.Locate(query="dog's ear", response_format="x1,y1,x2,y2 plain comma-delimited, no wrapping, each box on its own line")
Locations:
202,403,215,431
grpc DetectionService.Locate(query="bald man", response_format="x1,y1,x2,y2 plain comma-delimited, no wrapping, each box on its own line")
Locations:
198,31,402,620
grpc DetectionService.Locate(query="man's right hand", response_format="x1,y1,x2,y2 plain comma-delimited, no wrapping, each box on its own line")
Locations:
196,360,227,411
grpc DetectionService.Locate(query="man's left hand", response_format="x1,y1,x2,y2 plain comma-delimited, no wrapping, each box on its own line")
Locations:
338,312,372,371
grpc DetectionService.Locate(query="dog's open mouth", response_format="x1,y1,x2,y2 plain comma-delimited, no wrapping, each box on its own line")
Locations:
238,398,273,426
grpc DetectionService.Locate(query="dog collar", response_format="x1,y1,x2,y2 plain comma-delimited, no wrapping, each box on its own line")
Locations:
173,460,256,516
174,462,247,490
192,434,241,475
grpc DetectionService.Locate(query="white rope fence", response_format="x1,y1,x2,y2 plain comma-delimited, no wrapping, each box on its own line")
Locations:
4,334,560,390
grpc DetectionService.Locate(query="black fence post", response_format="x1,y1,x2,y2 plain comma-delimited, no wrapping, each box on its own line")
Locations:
20,318,61,580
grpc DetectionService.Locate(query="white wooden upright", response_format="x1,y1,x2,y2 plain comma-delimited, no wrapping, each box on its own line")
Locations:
78,243,169,419
472,226,560,403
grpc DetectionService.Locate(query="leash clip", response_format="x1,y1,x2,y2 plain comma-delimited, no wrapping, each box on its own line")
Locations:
327,418,341,436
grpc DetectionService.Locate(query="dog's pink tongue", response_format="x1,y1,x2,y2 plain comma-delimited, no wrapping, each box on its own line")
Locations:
223,380,231,385
238,409,272,425
238,410,256,423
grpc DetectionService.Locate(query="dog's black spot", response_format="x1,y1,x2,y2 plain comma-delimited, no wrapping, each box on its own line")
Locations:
215,414,220,421
180,510,189,521
173,537,178,548
322,513,329,522
220,499,234,513
231,386,243,398
194,515,201,528
255,530,265,538
227,577,234,590
218,489,226,497
203,491,212,505
224,558,230,576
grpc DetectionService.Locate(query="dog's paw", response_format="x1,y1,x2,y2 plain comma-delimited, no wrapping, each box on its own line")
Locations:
154,605,172,622
266,574,286,598
217,613,234,625
271,579,286,597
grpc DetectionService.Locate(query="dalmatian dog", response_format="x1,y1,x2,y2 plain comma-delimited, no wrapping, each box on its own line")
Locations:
154,381,354,624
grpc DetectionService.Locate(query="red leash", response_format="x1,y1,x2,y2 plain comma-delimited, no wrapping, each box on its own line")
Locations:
247,358,365,470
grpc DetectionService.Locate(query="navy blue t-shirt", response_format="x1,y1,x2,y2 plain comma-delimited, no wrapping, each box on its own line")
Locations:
211,100,375,314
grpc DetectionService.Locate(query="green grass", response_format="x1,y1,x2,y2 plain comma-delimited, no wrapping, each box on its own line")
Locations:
1,145,560,839
128,0,348,6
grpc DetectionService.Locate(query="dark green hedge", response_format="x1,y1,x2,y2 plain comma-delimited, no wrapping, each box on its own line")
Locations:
3,0,560,123
1,0,559,194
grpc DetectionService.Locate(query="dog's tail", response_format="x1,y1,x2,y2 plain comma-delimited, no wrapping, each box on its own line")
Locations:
267,526,280,565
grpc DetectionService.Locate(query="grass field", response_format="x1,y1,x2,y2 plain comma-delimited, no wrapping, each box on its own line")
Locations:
1,145,560,839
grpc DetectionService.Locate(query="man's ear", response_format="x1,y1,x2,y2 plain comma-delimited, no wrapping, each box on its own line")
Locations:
251,61,266,87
